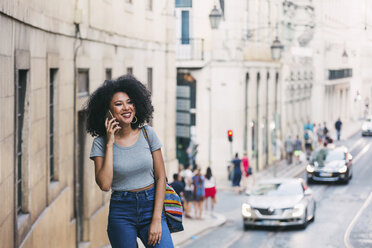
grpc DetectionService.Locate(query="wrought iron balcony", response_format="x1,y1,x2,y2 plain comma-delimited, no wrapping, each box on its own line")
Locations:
176,38,204,61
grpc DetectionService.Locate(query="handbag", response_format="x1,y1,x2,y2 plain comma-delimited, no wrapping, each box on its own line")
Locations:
142,126,184,233
247,167,252,175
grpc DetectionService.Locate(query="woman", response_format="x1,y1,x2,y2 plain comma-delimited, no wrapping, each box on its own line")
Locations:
204,167,217,216
231,153,243,194
86,75,173,247
241,152,250,191
192,168,205,220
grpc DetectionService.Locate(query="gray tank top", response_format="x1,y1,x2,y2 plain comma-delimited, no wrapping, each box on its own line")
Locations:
89,125,162,191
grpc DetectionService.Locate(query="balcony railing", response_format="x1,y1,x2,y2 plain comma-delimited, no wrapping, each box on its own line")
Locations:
176,38,204,61
328,69,352,80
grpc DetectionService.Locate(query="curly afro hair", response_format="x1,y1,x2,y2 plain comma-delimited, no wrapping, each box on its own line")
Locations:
84,75,154,137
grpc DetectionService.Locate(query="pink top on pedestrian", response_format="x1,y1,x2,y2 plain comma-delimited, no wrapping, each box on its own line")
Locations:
242,156,249,173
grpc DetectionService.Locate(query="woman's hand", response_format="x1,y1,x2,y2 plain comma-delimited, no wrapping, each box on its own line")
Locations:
105,117,121,146
148,219,162,246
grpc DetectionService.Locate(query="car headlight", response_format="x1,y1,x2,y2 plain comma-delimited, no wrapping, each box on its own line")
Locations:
242,203,252,217
306,164,315,173
292,203,305,217
339,166,347,173
362,124,368,131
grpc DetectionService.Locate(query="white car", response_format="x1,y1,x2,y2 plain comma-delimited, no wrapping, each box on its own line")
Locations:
362,117,372,136
242,178,316,230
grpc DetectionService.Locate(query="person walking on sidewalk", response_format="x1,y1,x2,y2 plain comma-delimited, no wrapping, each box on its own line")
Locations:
335,118,342,141
180,164,194,219
192,168,205,220
170,173,185,205
231,153,243,194
204,167,217,216
86,75,173,247
241,152,250,191
294,135,303,165
284,135,294,165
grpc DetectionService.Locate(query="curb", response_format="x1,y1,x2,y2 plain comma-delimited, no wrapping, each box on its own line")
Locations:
173,213,227,247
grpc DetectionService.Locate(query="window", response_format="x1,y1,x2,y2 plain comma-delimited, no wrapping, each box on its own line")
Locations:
147,68,153,93
77,69,89,97
181,11,190,44
49,69,58,181
175,0,192,8
146,0,153,11
105,68,112,80
16,70,28,214
127,67,133,75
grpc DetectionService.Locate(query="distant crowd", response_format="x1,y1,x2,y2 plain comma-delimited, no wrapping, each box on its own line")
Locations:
170,165,217,220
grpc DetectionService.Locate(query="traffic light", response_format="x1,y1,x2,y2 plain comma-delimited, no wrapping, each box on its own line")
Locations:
227,130,233,142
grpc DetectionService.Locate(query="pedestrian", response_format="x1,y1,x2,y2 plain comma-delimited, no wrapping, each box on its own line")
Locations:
323,122,329,140
231,153,243,194
284,135,294,165
241,152,250,191
170,173,185,204
192,168,205,220
86,75,173,247
204,167,217,216
294,135,303,165
304,130,313,161
180,164,194,219
335,118,342,141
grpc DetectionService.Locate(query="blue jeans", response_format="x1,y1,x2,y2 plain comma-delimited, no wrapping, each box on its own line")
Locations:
107,187,174,248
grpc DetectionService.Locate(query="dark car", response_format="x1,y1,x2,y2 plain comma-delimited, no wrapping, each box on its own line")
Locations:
306,145,352,184
242,178,316,229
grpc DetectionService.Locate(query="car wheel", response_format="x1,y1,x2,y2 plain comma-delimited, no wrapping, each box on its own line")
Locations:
243,224,250,231
307,178,313,184
300,211,308,229
343,176,349,184
310,203,316,222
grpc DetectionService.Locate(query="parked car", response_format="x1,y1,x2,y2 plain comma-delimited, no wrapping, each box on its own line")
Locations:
362,117,372,136
242,178,315,230
306,145,352,184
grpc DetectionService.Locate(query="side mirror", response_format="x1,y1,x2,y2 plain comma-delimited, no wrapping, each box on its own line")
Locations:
304,189,313,196
348,153,353,162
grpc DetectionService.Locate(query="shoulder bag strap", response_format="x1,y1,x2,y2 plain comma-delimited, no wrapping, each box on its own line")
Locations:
142,126,152,152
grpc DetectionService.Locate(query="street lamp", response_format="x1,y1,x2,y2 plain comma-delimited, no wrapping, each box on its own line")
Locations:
209,5,222,30
342,49,348,64
270,37,284,60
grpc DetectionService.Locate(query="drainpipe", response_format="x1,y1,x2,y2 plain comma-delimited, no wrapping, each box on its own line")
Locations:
73,12,82,248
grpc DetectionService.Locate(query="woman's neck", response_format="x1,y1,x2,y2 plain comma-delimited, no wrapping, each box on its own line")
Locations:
115,123,135,138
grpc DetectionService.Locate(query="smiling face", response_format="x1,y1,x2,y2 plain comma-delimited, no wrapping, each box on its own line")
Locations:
110,92,136,127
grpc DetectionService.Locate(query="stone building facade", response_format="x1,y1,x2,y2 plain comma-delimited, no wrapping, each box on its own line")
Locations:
0,0,176,247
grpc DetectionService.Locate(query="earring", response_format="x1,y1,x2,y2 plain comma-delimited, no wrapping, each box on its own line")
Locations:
132,116,138,124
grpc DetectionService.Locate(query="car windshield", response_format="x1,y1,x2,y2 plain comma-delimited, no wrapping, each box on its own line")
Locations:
252,182,303,196
366,118,372,122
312,148,345,166
325,150,345,162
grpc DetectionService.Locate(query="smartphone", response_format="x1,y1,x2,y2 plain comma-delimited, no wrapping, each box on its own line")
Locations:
106,110,114,120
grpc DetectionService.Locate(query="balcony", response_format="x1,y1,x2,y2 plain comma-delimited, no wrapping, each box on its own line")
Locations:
176,38,206,69
328,69,352,80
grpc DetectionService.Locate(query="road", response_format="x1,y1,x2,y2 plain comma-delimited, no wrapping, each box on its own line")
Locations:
180,132,372,248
